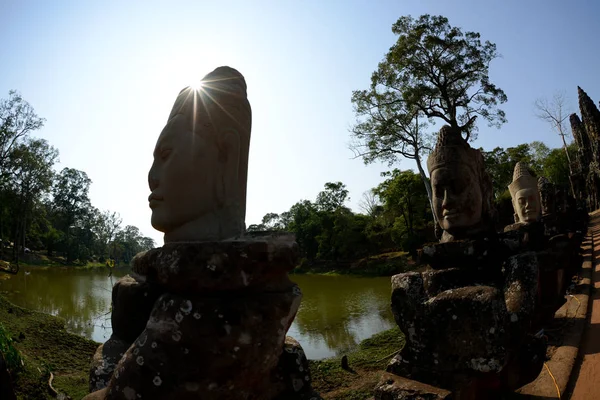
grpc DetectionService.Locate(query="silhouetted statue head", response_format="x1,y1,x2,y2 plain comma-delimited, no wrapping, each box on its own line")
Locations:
148,67,252,243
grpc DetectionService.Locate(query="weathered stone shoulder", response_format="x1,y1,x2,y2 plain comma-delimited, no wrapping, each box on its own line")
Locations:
132,234,299,292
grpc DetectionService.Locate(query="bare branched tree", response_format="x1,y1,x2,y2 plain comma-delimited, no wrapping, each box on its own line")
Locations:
358,190,381,217
534,91,575,196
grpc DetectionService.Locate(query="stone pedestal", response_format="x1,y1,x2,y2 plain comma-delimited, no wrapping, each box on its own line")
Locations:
379,239,546,399
85,234,319,400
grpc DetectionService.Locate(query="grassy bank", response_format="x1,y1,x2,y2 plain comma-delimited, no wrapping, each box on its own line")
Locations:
1,251,129,271
0,291,403,399
0,295,97,399
309,327,405,399
291,251,415,277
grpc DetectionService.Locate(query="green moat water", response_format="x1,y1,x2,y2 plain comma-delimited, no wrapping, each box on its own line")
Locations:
0,267,394,360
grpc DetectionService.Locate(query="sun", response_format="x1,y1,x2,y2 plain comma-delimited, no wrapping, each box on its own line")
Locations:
188,81,204,91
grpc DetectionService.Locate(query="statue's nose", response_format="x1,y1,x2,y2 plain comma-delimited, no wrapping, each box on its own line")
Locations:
442,190,453,209
148,163,159,191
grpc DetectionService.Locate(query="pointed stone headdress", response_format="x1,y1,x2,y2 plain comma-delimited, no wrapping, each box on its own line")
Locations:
508,162,537,199
427,126,484,175
167,66,251,133
427,125,496,229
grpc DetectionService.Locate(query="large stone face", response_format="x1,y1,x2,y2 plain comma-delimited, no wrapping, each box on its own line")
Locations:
148,67,252,243
508,163,541,224
426,125,495,242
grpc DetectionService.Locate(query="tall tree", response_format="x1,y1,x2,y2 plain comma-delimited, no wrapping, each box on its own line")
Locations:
0,91,45,182
534,91,575,196
378,14,506,140
52,168,93,262
6,138,58,260
93,210,122,259
52,168,92,227
351,14,507,222
350,94,434,221
315,182,349,212
373,169,432,254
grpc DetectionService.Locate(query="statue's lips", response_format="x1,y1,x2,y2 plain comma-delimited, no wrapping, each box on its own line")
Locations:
148,194,164,208
442,210,462,220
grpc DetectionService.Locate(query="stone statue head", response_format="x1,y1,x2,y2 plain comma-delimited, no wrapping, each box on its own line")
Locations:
148,66,252,243
508,162,541,224
537,176,555,216
427,125,495,241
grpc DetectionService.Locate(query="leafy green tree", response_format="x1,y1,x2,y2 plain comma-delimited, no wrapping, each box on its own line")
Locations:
540,144,576,188
482,142,546,198
382,14,507,139
52,168,92,226
93,210,122,260
51,168,93,262
113,225,155,264
286,200,322,261
0,91,45,182
5,138,58,259
315,182,349,212
350,14,507,223
373,169,432,254
350,89,433,216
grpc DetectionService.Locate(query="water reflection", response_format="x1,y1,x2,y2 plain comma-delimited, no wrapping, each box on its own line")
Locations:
0,267,128,342
288,274,395,359
0,268,395,360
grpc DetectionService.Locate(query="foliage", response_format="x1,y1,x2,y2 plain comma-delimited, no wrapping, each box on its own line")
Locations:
482,142,546,197
482,141,574,198
253,174,432,266
0,91,155,267
315,182,349,212
350,14,507,225
0,90,45,182
252,138,572,269
364,14,507,142
373,169,432,254
0,323,22,374
542,145,574,188
0,295,97,399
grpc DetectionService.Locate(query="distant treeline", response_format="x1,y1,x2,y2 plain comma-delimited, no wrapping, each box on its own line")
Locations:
248,141,573,263
0,90,154,265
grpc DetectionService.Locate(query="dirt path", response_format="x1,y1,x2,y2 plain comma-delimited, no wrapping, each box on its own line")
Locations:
569,214,600,400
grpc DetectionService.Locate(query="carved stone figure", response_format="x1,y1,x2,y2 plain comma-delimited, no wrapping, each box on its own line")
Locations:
538,177,556,216
148,66,252,243
377,126,545,400
84,68,320,400
427,126,495,242
508,162,541,224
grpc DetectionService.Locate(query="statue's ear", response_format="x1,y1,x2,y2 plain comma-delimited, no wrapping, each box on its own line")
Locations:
215,128,241,207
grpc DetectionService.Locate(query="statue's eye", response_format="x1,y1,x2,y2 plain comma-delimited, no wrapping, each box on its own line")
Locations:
434,185,444,197
160,148,172,160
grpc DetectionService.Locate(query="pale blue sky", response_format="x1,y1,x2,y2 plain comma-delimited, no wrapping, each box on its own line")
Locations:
1,0,599,245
